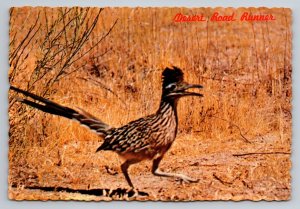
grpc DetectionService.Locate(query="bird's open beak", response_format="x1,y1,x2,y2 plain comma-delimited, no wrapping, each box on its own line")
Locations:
180,83,204,97
168,83,204,97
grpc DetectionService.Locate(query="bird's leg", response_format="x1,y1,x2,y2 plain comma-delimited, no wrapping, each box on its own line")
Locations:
152,156,198,183
121,159,141,188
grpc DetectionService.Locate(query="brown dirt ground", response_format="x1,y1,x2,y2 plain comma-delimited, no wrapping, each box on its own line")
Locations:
8,132,291,201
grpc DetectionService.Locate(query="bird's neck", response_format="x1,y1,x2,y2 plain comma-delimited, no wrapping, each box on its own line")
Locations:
156,98,179,139
158,98,178,119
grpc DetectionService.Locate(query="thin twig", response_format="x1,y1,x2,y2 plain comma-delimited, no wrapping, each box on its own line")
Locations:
77,77,127,107
213,173,241,186
233,151,291,157
68,18,118,67
211,115,251,143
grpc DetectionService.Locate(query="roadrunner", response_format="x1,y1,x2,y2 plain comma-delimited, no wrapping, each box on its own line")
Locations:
11,66,203,188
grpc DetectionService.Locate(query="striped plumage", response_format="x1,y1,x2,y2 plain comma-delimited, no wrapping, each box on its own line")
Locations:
11,66,203,188
98,102,177,154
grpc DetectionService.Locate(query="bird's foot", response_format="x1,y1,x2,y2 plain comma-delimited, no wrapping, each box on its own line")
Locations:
153,169,198,184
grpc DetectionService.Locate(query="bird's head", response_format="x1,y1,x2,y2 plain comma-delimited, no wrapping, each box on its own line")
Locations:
161,66,203,99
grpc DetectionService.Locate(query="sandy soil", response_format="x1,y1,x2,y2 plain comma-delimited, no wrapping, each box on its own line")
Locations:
8,134,291,201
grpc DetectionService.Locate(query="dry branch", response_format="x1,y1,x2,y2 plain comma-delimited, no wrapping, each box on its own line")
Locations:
210,115,251,143
232,151,291,157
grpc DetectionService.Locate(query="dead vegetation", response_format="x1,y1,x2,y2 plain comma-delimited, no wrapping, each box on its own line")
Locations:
8,7,291,201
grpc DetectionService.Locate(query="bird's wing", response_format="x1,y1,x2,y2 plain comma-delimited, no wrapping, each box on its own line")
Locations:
10,86,111,137
96,116,154,152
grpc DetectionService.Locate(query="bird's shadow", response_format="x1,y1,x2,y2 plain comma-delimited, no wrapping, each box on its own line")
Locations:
13,185,149,198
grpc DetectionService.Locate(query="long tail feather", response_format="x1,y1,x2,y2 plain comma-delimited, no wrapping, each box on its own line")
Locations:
10,86,111,137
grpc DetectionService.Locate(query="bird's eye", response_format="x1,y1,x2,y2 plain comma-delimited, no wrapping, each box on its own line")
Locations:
166,83,176,90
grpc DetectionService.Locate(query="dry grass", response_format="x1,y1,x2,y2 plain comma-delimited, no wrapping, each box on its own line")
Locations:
8,7,291,201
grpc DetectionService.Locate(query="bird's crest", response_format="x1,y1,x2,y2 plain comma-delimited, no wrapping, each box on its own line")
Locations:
162,66,184,88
